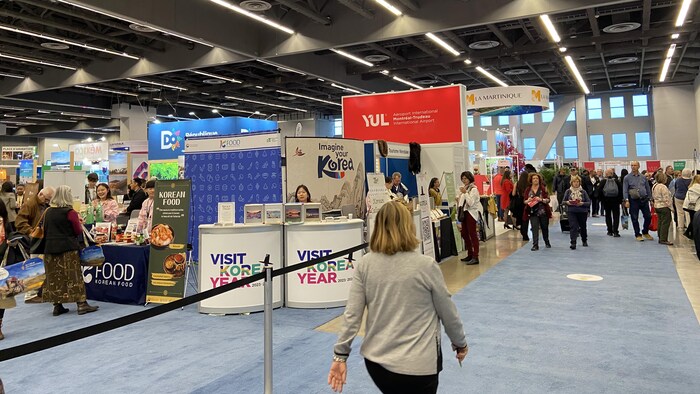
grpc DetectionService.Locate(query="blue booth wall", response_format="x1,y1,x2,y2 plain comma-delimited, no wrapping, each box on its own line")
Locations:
364,142,418,197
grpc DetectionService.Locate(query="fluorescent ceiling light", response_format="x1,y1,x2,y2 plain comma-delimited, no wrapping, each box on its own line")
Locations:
330,83,362,94
0,71,25,79
256,59,306,75
0,52,76,70
208,0,295,34
671,33,680,39
559,47,567,52
425,33,460,56
675,0,692,27
659,44,677,82
55,0,213,47
127,78,188,91
178,100,265,115
76,85,139,96
26,116,77,123
191,70,242,83
60,112,112,119
380,70,390,75
392,76,423,89
564,56,590,94
330,49,374,67
540,15,561,43
224,95,308,112
464,59,472,65
0,24,139,60
276,90,342,107
374,0,402,16
476,66,509,87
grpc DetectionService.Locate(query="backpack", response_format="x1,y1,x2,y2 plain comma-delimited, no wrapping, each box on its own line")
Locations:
603,179,618,198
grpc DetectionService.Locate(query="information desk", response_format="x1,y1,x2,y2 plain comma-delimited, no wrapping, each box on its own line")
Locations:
285,219,364,309
198,224,283,314
84,244,149,305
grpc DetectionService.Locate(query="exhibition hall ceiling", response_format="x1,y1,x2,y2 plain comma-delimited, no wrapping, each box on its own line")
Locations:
0,0,697,138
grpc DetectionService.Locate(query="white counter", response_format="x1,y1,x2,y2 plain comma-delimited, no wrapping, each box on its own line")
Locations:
198,224,284,314
285,219,364,308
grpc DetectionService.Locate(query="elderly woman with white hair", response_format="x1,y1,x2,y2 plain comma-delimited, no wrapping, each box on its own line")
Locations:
673,168,693,229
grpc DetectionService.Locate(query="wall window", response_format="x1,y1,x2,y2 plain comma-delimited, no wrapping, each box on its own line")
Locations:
541,102,554,123
635,132,652,157
522,113,535,124
610,96,625,119
590,135,605,159
546,142,557,160
633,95,649,117
612,133,628,158
523,137,536,160
468,115,474,128
480,116,492,127
588,98,602,120
481,140,488,153
334,119,343,136
498,115,509,126
563,136,578,159
468,140,476,151
566,108,576,122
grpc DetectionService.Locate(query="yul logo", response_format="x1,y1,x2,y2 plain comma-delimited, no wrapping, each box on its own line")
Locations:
361,114,389,128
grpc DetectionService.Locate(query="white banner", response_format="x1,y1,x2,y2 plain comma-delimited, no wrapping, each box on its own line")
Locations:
416,173,435,259
466,86,550,112
185,133,281,153
70,142,109,162
285,137,366,218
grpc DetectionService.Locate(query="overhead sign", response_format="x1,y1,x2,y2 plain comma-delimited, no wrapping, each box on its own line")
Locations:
70,142,109,163
466,86,550,116
1,146,35,161
184,132,280,153
342,85,466,144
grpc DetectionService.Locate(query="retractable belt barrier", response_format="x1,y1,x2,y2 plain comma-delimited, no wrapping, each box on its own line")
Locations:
0,242,368,362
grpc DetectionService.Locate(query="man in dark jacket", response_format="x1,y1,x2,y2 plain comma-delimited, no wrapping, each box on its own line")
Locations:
597,168,623,237
552,168,570,208
124,178,147,215
581,169,595,213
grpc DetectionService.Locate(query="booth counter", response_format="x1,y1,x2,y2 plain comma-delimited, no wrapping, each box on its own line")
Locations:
198,224,284,314
285,219,364,309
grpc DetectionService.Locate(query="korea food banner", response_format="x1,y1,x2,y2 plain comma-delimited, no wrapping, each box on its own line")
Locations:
343,85,466,144
146,179,191,304
466,86,550,116
285,137,366,218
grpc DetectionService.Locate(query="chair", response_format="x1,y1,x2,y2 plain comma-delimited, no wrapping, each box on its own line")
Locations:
130,209,141,219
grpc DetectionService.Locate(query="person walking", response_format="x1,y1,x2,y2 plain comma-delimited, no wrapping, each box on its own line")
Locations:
673,169,692,230
598,169,623,237
328,201,467,394
683,175,700,238
458,171,482,265
563,175,591,249
515,165,537,241
623,161,653,242
523,173,552,251
493,167,503,221
0,199,15,340
552,168,570,210
591,170,601,217
0,182,17,230
652,172,674,246
501,169,514,229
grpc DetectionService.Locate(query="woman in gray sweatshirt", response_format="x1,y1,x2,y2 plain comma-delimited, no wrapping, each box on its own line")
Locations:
329,200,468,394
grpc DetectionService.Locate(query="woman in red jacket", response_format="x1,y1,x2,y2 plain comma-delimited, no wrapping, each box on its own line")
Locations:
523,173,552,251
501,169,514,229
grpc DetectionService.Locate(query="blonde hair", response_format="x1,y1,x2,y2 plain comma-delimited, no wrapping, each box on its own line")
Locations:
690,175,700,187
50,185,74,208
370,200,420,255
570,175,581,186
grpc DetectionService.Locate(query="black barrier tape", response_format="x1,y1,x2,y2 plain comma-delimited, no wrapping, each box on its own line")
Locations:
0,242,368,362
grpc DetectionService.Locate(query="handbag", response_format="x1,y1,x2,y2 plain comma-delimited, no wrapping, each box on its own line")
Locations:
1,242,45,299
79,225,104,267
649,207,658,232
29,207,49,254
457,200,467,222
628,188,641,200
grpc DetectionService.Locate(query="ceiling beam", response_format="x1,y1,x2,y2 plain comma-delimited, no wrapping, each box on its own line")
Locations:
404,36,439,58
642,0,651,31
672,31,699,80
337,0,374,19
397,0,421,12
276,0,331,25
525,61,558,94
519,19,537,43
600,53,613,90
487,23,513,48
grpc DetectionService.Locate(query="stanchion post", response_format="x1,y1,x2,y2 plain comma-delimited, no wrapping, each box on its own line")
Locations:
262,254,273,394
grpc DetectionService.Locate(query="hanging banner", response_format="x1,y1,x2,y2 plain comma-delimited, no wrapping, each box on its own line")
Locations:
342,85,466,144
18,160,35,184
645,160,661,173
466,86,550,116
583,161,596,171
673,161,686,171
1,146,35,161
416,173,435,259
146,179,192,304
108,151,128,196
444,172,462,249
285,137,366,218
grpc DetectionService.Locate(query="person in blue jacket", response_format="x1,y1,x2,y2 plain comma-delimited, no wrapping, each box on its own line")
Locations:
564,175,591,250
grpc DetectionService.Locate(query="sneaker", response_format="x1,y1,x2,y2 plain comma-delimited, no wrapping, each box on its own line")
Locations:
570,244,576,250
531,245,539,251
636,235,644,241
582,241,588,247
613,233,621,237
607,232,613,236
545,242,551,248
465,258,479,265
643,233,654,241
659,241,674,246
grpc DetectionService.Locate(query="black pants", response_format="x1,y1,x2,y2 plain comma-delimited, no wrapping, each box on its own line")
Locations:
591,197,600,216
0,308,4,319
604,201,620,235
529,214,549,247
568,211,588,244
365,359,439,394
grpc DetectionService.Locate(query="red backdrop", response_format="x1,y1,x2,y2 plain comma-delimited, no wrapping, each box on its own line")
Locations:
342,85,464,143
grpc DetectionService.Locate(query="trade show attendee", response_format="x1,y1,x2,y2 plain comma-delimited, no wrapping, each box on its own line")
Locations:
673,168,692,230
523,173,552,251
623,161,653,242
124,178,146,215
84,173,99,204
553,168,570,208
0,182,17,230
428,177,442,208
515,165,537,240
390,172,409,200
294,184,312,203
590,170,601,217
652,172,673,246
492,167,503,221
563,175,591,250
328,200,467,394
93,182,119,225
683,175,700,238
137,180,156,233
580,170,594,216
15,183,25,209
43,185,99,316
458,171,482,265
664,166,674,187
385,176,396,200
15,187,55,236
598,169,623,237
501,169,514,229
0,199,15,340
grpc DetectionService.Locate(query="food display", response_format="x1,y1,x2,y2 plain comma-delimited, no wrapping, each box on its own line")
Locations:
150,224,174,247
163,253,186,278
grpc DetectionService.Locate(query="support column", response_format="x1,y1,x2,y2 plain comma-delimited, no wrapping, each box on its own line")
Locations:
575,96,589,161
111,103,156,141
533,96,579,160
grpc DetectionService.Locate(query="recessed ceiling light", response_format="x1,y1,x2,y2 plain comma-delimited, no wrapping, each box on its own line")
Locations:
614,83,637,88
138,86,160,92
468,40,500,50
504,68,529,76
239,0,272,11
672,33,680,39
364,54,391,63
220,102,239,107
128,23,158,33
277,95,296,101
602,22,641,34
41,42,70,50
608,56,639,64
203,78,226,85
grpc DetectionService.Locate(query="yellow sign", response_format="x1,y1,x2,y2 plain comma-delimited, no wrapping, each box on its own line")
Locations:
466,94,475,106
531,89,541,102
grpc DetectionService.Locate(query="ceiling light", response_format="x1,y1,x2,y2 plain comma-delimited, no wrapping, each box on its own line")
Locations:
0,71,25,79
330,83,362,94
76,85,139,96
188,112,195,115
178,100,264,115
168,114,174,117
330,49,374,67
0,24,139,60
476,66,508,87
224,95,308,112
60,112,112,119
212,109,219,113
0,52,76,70
464,59,472,65
127,78,188,91
153,119,161,124
659,44,677,82
540,15,561,43
26,116,76,123
425,33,460,56
191,70,242,83
672,33,680,39
100,136,107,141
380,70,390,75
675,0,692,27
559,47,567,52
374,0,402,16
564,56,590,94
317,78,325,82
276,90,342,107
392,76,423,89
55,0,213,47
256,85,264,89
208,0,295,34
257,59,306,75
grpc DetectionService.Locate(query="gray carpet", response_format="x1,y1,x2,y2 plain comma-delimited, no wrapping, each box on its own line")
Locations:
1,218,699,393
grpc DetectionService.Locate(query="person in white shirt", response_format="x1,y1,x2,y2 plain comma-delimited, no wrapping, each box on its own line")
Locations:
458,171,483,265
84,173,98,204
137,180,156,234
652,172,673,245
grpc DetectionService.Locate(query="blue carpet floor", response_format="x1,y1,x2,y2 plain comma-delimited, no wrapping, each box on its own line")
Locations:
1,218,699,393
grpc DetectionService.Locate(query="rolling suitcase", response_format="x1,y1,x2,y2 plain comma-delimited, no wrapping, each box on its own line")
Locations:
559,205,570,232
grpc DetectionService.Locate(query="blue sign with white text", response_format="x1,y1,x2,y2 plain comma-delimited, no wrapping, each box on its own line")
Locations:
148,117,277,160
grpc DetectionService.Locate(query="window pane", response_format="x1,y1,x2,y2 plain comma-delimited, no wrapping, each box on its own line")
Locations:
481,116,492,126
468,115,474,128
468,140,475,151
481,140,488,152
612,133,627,145
588,98,602,109
637,145,652,157
523,137,536,149
498,115,509,125
566,108,576,122
633,106,649,117
610,107,625,118
590,135,604,147
563,136,577,148
588,108,602,120
546,142,557,160
522,113,535,124
591,147,605,159
635,132,650,145
541,102,554,123
610,96,624,107
564,147,578,159
633,95,647,106
613,145,628,158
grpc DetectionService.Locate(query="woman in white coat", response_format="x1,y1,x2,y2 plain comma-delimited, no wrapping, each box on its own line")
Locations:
458,171,483,265
682,174,700,238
